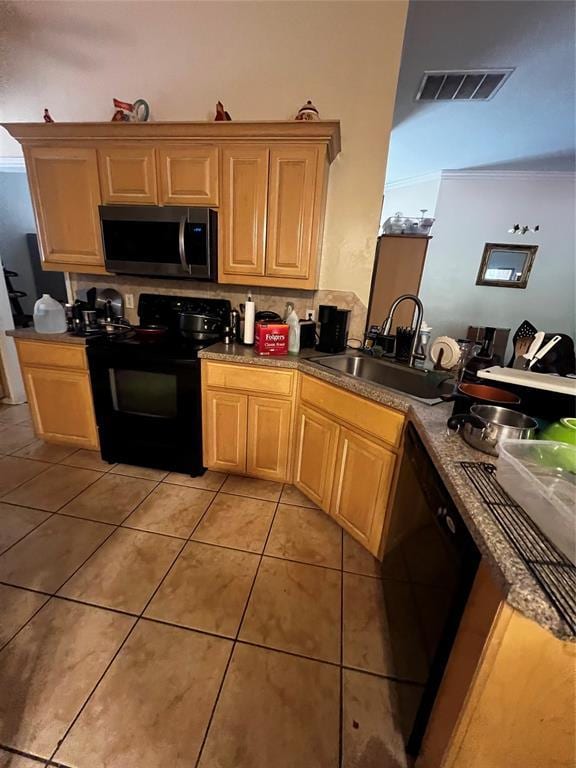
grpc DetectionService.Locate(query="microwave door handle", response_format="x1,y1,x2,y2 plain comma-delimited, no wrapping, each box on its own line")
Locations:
178,217,191,274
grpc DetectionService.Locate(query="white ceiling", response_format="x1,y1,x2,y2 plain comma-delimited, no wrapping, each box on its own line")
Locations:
386,0,576,182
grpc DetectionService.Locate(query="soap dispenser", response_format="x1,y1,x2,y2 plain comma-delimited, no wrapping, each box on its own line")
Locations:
285,302,300,355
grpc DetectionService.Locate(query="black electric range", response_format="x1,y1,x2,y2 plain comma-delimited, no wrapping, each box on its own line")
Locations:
87,294,231,475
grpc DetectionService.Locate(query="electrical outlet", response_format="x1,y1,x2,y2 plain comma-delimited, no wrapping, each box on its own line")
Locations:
125,293,135,309
305,308,316,322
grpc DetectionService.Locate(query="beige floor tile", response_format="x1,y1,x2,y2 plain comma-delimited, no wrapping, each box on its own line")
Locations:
13,439,77,463
0,502,51,554
60,473,157,524
192,493,275,553
221,474,282,501
110,463,168,481
0,584,49,647
342,669,420,768
343,532,382,577
0,748,43,767
0,403,31,426
164,469,227,491
0,424,36,454
240,557,341,663
279,484,319,508
3,465,103,512
265,503,342,568
59,528,182,613
0,599,133,758
0,456,50,498
198,644,340,768
343,574,429,681
56,620,231,768
61,448,115,472
0,515,114,593
146,541,259,637
123,484,214,538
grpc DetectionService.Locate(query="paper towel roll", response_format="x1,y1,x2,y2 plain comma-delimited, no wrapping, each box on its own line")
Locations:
243,294,255,345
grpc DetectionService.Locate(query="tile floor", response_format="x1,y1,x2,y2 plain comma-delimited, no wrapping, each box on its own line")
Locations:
0,402,422,768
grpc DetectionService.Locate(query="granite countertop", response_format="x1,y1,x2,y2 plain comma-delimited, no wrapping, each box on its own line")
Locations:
6,328,88,345
200,343,573,641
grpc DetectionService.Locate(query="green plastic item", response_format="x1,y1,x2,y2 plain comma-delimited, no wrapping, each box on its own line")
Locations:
539,418,576,447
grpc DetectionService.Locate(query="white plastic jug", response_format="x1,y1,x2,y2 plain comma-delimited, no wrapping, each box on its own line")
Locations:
33,294,67,334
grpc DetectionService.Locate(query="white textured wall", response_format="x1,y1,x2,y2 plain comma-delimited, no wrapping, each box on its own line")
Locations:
418,171,576,350
0,0,408,306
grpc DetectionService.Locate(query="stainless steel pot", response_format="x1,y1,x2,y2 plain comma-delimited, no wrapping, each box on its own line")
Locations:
447,404,538,456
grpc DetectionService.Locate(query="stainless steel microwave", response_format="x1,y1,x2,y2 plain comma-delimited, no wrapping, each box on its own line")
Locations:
99,205,217,280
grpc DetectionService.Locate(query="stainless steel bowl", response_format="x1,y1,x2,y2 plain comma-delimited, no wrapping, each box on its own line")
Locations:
447,404,538,456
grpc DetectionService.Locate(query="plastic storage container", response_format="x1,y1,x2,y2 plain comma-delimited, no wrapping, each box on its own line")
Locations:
497,440,576,564
33,294,67,334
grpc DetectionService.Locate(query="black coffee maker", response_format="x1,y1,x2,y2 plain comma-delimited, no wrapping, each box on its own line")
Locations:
316,305,350,353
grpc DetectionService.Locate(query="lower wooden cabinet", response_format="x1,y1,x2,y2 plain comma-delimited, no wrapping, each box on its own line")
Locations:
203,390,248,473
202,363,294,482
18,347,99,450
247,396,292,482
293,405,339,511
330,427,396,553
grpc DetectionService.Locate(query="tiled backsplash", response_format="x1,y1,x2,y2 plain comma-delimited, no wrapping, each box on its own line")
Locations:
70,274,368,342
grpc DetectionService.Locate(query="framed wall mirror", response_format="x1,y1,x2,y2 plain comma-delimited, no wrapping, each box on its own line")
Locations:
476,242,538,288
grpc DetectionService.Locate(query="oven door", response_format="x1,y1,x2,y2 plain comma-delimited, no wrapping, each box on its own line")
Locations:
100,205,217,280
88,347,203,474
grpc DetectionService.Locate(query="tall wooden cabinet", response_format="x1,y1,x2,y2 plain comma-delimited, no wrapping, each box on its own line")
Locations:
3,121,340,287
24,147,105,274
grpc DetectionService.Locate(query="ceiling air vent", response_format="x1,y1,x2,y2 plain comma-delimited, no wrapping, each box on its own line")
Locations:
415,69,514,101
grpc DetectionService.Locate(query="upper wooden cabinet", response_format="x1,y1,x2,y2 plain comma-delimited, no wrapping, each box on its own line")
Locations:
97,146,158,204
24,146,105,274
266,145,323,280
4,121,340,282
219,143,328,289
220,145,269,277
158,145,219,205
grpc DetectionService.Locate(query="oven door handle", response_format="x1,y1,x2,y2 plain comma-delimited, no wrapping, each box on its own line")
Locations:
178,216,191,274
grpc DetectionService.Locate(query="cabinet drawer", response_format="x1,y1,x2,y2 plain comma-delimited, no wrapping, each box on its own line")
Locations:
16,341,87,371
203,361,294,397
300,374,404,448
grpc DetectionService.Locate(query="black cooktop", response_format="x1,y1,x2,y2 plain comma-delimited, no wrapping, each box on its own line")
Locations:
87,293,231,361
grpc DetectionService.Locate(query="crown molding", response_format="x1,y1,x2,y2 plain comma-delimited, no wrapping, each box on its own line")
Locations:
384,171,441,190
0,156,25,172
440,169,576,181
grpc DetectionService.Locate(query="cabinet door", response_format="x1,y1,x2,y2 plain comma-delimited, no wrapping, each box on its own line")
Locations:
246,396,292,482
220,146,268,276
293,405,339,512
266,145,320,279
21,366,99,449
203,389,247,473
158,145,219,205
330,427,396,556
98,146,158,204
25,147,104,271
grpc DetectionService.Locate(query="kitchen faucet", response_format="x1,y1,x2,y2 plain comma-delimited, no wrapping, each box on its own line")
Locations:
380,294,424,366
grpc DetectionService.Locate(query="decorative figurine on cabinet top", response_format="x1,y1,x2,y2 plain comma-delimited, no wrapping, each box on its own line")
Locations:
295,100,320,120
111,98,150,122
215,101,232,121
43,108,54,123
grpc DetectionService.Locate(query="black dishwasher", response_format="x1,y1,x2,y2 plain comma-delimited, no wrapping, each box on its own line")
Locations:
381,422,480,756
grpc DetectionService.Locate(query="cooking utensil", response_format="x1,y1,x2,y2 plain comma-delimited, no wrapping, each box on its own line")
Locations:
528,335,562,369
447,405,538,456
525,331,545,360
179,312,223,340
96,288,124,320
445,381,521,415
133,324,168,342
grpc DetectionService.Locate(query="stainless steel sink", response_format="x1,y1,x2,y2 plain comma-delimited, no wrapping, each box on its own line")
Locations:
308,354,453,401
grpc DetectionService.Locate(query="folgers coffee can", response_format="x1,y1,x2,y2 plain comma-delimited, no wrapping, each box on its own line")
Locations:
254,322,289,356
